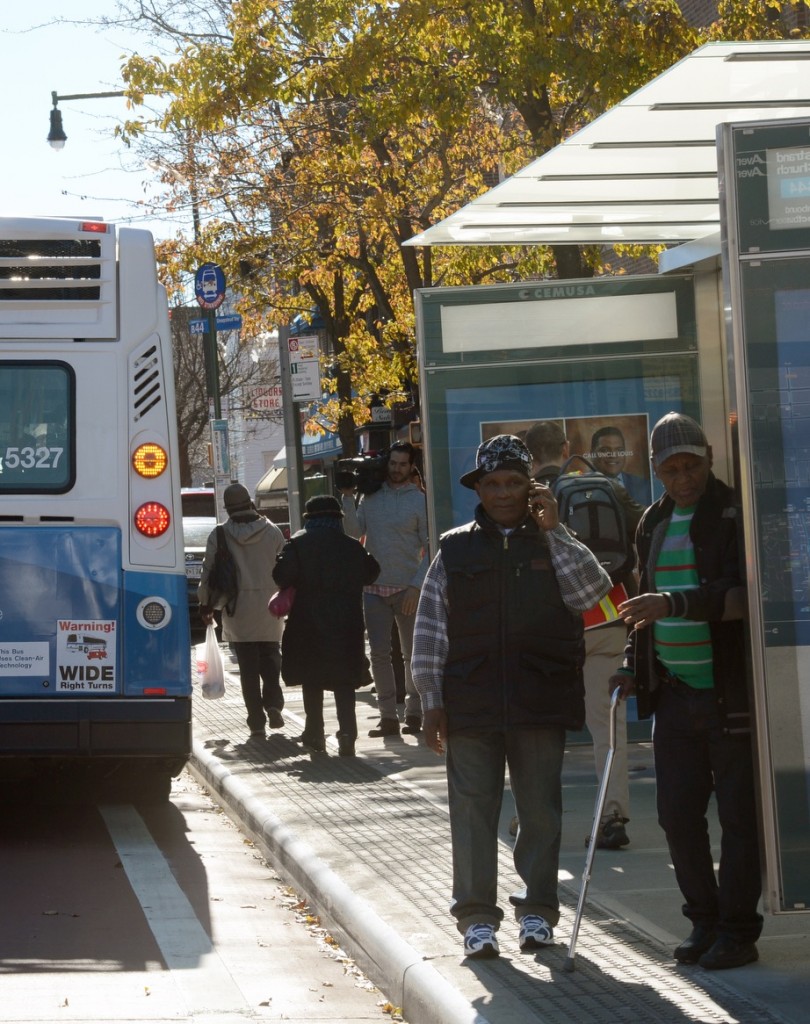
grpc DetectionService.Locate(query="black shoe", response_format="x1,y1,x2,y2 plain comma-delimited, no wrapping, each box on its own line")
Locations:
673,924,717,964
368,718,400,737
267,707,285,729
337,734,356,757
587,812,630,850
294,732,326,752
698,935,758,970
401,715,421,735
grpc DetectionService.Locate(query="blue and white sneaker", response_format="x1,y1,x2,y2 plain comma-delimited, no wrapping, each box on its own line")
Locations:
519,915,554,951
463,922,500,959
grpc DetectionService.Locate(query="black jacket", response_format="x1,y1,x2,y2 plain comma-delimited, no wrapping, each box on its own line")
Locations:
272,526,380,691
440,506,585,734
624,473,750,732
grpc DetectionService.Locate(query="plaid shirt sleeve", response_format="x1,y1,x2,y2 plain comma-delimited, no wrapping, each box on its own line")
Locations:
546,524,613,611
411,552,449,711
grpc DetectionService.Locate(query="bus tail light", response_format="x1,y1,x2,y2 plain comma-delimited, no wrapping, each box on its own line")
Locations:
132,443,168,478
134,502,170,537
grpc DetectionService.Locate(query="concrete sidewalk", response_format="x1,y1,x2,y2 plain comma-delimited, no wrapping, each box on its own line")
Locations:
189,650,810,1024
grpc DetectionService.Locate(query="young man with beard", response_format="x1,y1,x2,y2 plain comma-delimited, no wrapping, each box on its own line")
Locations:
341,441,429,737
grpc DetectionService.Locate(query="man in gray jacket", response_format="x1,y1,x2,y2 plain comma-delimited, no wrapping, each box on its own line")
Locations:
341,441,429,737
198,483,286,739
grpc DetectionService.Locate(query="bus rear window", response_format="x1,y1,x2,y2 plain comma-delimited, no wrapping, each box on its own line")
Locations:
0,362,74,492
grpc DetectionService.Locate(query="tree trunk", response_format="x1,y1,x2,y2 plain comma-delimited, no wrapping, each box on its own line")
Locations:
552,244,594,280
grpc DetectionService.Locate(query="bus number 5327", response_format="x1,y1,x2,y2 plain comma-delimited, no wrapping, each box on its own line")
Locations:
0,217,191,800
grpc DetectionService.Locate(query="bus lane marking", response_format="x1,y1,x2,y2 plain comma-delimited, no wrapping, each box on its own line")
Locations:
99,803,247,1016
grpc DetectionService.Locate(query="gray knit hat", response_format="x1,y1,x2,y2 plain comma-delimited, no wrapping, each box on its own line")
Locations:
460,434,532,489
223,483,254,513
650,413,708,467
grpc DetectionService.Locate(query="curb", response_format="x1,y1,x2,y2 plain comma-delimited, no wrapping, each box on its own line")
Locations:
190,738,491,1024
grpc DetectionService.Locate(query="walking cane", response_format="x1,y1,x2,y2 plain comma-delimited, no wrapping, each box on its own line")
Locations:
563,686,621,972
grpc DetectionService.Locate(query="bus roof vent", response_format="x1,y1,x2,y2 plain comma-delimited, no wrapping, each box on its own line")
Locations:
0,218,117,339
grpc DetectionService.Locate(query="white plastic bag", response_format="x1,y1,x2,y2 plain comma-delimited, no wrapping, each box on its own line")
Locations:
196,623,226,699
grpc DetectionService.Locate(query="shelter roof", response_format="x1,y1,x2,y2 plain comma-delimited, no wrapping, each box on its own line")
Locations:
405,42,810,248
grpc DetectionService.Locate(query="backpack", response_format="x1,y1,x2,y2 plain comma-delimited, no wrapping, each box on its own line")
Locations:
549,455,634,582
207,526,239,615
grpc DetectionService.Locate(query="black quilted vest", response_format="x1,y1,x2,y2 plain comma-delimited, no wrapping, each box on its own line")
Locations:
439,509,585,734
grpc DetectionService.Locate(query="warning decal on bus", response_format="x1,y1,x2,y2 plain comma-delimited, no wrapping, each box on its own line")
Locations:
56,620,117,692
0,643,49,676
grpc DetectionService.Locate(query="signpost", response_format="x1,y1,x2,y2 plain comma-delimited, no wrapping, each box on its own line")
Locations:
210,419,230,476
194,263,226,311
194,263,226,419
287,333,321,402
195,263,230,521
189,313,243,335
278,327,321,533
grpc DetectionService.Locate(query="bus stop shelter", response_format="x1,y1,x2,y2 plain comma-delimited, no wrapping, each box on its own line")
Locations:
405,40,810,918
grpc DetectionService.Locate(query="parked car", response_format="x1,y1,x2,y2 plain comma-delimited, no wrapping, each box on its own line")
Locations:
181,487,216,519
183,516,217,627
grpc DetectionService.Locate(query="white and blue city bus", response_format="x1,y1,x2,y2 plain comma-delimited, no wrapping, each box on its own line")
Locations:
0,217,191,798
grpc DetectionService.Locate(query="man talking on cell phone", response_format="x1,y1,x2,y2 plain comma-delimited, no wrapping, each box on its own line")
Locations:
411,434,611,960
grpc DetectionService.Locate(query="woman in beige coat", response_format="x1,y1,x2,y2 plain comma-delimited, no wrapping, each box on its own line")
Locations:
198,484,286,738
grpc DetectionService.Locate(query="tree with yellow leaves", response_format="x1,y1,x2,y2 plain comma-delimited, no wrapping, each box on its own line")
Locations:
122,1,799,450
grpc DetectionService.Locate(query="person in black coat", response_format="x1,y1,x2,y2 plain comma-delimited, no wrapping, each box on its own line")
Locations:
272,495,380,756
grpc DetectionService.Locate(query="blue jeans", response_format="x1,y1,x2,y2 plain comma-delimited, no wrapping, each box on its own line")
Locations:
231,641,282,733
654,681,763,943
363,591,421,720
446,727,565,933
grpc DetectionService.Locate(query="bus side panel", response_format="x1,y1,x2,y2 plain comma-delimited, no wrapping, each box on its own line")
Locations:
122,569,192,696
0,526,120,697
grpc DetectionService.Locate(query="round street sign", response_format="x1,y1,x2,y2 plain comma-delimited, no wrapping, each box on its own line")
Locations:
195,263,226,310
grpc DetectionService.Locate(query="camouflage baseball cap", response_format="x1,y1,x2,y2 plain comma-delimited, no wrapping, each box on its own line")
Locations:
460,434,533,490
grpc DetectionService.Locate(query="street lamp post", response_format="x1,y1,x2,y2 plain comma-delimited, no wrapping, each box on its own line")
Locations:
47,90,126,150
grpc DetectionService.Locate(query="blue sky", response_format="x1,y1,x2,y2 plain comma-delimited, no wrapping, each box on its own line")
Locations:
2,6,183,240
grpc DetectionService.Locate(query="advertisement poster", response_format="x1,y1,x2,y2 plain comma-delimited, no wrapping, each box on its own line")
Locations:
442,375,685,531
481,413,651,506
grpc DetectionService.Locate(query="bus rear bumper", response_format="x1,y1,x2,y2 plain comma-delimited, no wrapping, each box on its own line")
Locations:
0,698,191,772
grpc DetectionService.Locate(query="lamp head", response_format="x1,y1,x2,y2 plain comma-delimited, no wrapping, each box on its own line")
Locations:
48,106,67,151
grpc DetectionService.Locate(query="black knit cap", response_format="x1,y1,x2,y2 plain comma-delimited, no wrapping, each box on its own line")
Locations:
303,495,344,519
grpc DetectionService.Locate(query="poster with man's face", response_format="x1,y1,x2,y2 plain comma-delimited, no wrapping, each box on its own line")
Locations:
482,413,652,507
